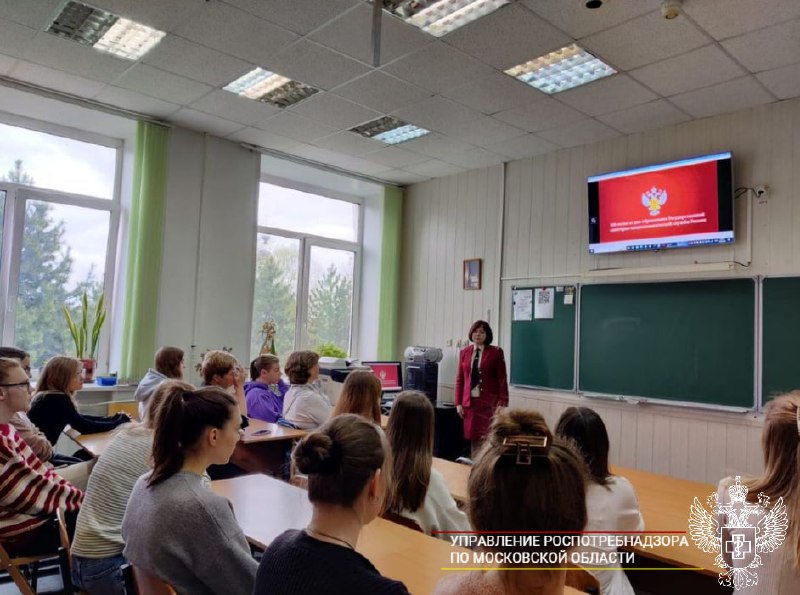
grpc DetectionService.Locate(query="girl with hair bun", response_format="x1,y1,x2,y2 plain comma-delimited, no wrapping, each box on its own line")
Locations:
254,414,409,594
435,409,587,595
122,386,257,594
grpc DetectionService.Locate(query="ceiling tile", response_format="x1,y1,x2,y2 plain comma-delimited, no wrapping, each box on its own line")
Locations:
441,71,546,115
630,45,745,97
175,2,298,64
683,0,800,40
10,59,107,99
523,0,661,39
722,20,800,73
447,116,525,146
0,20,37,58
361,146,428,168
756,63,800,100
169,108,244,137
404,159,466,178
95,86,181,118
254,111,339,143
143,35,251,87
399,132,475,158
538,118,621,148
444,3,571,70
222,0,358,35
557,74,657,117
484,134,559,160
0,53,15,75
0,0,61,29
441,146,506,169
381,169,429,185
115,64,213,105
382,42,495,95
22,32,131,82
392,96,483,135
225,126,301,151
266,39,371,91
310,4,431,65
669,76,775,119
190,90,281,126
581,10,709,70
330,155,393,177
313,131,385,156
332,71,432,114
289,93,381,129
82,0,204,32
494,98,586,132
596,100,690,134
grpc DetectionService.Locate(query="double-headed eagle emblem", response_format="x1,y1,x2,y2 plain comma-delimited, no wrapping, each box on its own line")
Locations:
689,476,787,589
642,186,668,216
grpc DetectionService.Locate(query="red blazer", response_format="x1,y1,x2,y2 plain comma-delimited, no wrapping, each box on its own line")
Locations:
454,344,509,409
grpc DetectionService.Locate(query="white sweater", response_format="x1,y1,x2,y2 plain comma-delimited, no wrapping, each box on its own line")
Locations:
399,468,470,540
282,384,332,430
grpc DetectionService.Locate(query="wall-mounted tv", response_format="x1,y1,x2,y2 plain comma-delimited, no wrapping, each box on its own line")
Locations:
588,152,733,254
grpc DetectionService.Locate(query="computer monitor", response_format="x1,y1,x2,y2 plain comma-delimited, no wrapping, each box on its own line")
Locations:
361,361,403,393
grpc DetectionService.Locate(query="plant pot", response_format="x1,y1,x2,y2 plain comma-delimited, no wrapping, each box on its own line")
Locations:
81,358,96,383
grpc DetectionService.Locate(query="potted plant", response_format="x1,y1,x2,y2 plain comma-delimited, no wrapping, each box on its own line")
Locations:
63,290,106,382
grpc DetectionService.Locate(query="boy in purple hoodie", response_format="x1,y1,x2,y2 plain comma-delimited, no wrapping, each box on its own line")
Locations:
245,355,288,422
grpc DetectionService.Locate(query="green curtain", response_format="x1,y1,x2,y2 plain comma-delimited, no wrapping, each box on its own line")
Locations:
118,121,169,379
377,186,403,359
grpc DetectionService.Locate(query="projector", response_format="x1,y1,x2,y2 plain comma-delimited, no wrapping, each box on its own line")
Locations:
403,346,443,363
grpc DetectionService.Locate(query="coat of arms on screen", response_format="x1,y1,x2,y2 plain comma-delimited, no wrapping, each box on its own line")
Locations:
642,187,668,216
689,476,787,589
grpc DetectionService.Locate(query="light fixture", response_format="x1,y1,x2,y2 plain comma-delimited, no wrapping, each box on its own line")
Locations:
384,0,510,37
661,0,683,19
223,68,319,108
585,0,603,8
47,1,165,60
504,43,616,94
350,116,430,145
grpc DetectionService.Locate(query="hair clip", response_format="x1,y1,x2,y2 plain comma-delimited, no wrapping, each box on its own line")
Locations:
501,435,550,465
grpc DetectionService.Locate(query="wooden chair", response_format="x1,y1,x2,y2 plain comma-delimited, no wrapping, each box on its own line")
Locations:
0,513,73,595
565,567,600,594
121,563,177,595
382,511,424,533
107,400,139,420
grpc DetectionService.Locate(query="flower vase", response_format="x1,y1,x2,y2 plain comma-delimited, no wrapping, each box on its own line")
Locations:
269,338,276,356
81,358,96,383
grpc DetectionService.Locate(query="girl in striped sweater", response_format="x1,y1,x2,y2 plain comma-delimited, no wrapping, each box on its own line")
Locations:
0,357,82,556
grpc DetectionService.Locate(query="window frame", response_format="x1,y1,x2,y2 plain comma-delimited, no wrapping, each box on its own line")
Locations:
255,175,363,358
0,114,122,371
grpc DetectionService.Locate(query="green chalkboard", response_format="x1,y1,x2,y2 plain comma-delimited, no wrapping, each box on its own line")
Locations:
762,277,800,402
579,280,755,408
510,287,576,390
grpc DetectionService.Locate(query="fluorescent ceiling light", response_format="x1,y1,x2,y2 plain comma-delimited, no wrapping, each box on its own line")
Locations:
504,43,617,94
47,1,165,60
384,0,509,37
351,116,430,145
224,68,319,108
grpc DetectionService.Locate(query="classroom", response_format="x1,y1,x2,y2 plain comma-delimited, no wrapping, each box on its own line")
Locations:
1,0,799,594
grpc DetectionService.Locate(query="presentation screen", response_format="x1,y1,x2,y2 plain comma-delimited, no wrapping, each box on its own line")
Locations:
588,152,733,254
361,361,403,392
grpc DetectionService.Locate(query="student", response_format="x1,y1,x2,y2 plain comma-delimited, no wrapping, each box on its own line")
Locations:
435,410,587,595
331,370,382,424
0,357,83,556
717,392,800,594
254,414,409,594
385,391,469,539
245,354,288,423
556,407,644,595
122,386,257,595
133,346,185,421
71,380,191,594
282,351,332,430
200,350,248,418
29,356,129,447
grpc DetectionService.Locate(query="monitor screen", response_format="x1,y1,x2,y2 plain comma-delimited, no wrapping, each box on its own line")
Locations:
361,361,403,392
588,152,734,254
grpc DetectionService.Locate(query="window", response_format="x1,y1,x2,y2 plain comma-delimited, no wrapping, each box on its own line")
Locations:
0,119,120,370
251,181,360,362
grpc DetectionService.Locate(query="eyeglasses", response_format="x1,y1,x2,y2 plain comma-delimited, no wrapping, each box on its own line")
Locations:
0,380,31,389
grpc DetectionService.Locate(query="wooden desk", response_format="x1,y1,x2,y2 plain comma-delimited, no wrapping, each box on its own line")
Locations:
73,429,115,457
240,418,306,444
433,457,469,502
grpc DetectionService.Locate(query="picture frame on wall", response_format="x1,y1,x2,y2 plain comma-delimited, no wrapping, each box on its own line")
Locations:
463,258,482,290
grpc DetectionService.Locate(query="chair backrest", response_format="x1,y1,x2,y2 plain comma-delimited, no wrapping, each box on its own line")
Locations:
0,539,36,595
382,511,424,533
121,563,177,595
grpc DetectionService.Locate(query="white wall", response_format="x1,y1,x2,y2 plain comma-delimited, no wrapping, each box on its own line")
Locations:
400,97,800,485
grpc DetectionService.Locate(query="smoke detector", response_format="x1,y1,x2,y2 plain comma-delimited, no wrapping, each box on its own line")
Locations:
661,0,683,19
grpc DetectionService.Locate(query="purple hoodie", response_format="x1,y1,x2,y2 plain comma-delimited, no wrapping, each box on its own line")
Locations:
244,379,288,423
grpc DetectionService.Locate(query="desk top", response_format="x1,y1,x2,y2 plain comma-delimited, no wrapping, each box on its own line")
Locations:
432,457,719,576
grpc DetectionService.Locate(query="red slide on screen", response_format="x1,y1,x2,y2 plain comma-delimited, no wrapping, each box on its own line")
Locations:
598,160,719,243
368,364,401,391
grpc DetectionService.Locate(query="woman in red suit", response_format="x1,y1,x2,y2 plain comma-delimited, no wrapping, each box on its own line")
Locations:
454,320,509,451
